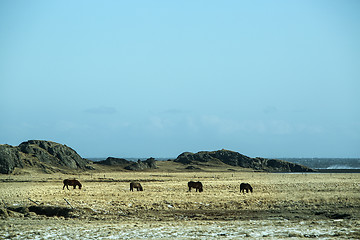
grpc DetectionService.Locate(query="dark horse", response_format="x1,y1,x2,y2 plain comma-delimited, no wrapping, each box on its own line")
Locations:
130,182,143,191
63,179,82,190
188,181,203,192
240,183,253,193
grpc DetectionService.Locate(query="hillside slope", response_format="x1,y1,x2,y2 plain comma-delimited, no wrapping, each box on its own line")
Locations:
174,149,315,172
0,140,92,174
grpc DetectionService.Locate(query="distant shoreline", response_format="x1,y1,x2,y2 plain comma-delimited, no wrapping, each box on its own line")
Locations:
315,168,360,173
87,158,360,172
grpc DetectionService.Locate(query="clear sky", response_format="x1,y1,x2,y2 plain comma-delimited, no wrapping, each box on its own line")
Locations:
1,0,359,158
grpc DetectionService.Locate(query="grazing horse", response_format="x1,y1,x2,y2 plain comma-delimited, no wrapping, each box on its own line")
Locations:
240,183,253,193
130,182,143,191
188,181,203,192
63,179,82,190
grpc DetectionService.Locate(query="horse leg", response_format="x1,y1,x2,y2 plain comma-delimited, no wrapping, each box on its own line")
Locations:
63,184,65,190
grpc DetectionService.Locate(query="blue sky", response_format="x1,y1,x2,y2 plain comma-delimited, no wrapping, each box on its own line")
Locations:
1,0,359,158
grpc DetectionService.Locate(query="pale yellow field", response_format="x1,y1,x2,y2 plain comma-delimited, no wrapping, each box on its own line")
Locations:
1,168,360,239
1,171,359,212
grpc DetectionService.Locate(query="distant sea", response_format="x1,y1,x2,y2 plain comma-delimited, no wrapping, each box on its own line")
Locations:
279,158,360,171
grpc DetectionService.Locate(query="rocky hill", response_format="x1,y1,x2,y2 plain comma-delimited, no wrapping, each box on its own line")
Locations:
94,157,131,166
95,157,158,170
174,149,315,172
125,158,157,170
1,141,314,174
0,140,92,174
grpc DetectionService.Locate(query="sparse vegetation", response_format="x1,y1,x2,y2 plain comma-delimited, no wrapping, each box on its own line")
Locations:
1,165,359,239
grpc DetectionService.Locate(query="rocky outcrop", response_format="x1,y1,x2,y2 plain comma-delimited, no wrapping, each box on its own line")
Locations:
0,140,92,174
124,158,158,171
95,157,158,171
174,149,315,172
0,145,23,174
95,157,131,166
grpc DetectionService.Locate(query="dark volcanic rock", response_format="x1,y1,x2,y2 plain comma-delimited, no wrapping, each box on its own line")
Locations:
0,140,91,174
0,145,23,174
264,158,310,172
174,149,314,172
95,157,131,166
95,157,158,171
125,158,158,171
19,140,90,169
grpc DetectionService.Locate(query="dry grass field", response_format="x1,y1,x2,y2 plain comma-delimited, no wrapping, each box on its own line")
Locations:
1,162,360,239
